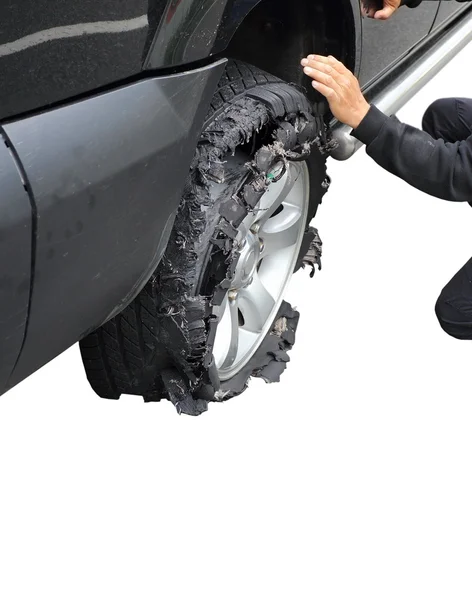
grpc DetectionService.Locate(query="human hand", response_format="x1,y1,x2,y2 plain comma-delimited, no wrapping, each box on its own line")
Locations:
300,55,370,129
361,0,402,19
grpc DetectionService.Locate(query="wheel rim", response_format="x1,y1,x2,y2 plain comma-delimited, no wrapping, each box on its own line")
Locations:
213,158,310,381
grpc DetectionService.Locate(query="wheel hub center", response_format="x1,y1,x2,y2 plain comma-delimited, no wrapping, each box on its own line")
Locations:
233,231,260,289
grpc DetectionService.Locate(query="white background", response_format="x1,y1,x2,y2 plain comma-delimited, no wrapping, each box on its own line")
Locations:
1,42,472,600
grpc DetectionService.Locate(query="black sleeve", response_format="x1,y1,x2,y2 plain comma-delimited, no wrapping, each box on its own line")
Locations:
351,105,472,202
401,0,424,7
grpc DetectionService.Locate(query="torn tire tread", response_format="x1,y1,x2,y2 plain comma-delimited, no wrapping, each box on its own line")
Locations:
80,60,331,415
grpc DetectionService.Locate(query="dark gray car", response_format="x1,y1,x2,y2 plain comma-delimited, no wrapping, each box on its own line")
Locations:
0,0,470,414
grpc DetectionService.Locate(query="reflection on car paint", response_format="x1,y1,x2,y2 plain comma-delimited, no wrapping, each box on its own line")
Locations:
0,15,149,58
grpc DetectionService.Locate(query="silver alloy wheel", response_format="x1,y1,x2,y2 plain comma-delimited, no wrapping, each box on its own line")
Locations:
213,158,310,381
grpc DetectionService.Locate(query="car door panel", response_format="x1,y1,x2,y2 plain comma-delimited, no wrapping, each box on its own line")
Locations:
433,0,470,29
358,2,437,88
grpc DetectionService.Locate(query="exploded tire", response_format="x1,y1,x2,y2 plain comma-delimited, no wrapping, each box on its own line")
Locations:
80,61,332,415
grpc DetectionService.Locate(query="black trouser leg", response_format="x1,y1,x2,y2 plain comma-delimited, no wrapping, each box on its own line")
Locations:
422,98,472,339
435,258,472,340
422,98,472,141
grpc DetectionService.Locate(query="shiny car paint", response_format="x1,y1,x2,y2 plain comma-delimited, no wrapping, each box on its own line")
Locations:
0,1,465,121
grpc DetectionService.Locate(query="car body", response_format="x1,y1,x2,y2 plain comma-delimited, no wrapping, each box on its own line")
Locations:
0,0,471,398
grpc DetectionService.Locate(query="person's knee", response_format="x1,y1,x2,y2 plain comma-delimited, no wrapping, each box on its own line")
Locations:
422,98,455,136
435,294,472,340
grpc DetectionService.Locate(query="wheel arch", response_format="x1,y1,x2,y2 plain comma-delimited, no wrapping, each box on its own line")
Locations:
225,0,361,96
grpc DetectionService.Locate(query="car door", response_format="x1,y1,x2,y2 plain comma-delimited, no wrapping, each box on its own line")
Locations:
432,0,470,30
358,1,438,88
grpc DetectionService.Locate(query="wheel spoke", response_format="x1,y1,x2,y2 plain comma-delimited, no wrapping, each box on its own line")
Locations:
212,156,310,381
260,204,303,258
256,163,303,226
238,272,275,333
220,296,240,369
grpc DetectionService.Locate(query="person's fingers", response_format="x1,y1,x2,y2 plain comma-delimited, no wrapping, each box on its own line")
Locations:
302,58,336,78
303,65,342,95
374,6,395,19
303,65,344,97
306,55,331,66
302,58,334,76
326,55,345,71
302,59,349,92
310,80,339,103
360,1,371,16
300,52,369,128
304,55,347,75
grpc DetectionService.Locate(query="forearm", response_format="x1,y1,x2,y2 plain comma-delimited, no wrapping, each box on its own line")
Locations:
352,106,472,203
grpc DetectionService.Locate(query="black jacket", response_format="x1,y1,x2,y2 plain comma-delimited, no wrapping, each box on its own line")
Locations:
352,0,471,202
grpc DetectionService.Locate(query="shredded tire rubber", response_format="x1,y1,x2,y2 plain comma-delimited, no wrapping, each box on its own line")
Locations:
80,61,333,416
